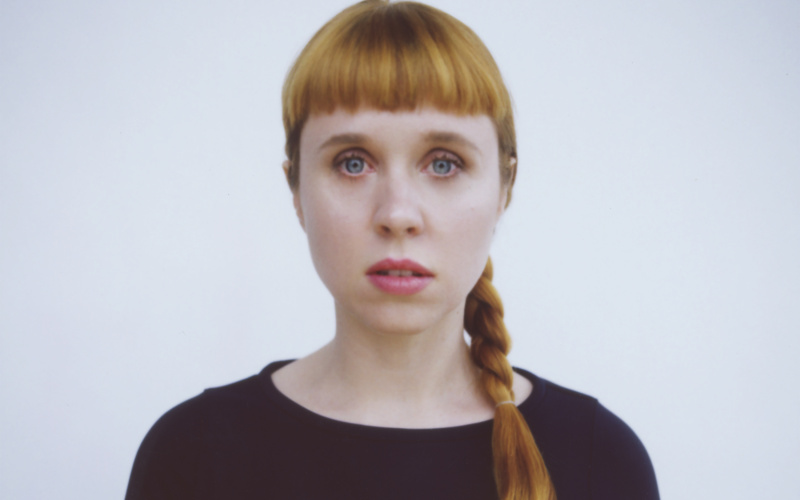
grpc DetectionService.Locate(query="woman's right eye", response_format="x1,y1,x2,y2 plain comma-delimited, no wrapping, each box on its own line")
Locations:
335,154,371,176
344,157,365,174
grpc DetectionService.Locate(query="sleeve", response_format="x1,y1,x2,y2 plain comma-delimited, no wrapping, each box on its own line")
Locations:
125,399,209,500
590,403,659,500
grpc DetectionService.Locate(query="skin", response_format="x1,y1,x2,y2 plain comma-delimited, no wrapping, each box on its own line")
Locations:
273,107,532,428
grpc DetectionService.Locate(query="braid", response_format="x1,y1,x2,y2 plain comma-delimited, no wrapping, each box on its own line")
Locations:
465,257,556,500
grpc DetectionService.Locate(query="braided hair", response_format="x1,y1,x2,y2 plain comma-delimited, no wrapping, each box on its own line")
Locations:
465,258,555,499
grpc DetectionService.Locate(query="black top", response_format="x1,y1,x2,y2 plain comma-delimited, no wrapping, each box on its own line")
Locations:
126,361,658,499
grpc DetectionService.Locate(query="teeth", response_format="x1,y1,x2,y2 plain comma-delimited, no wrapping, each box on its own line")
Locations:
378,269,421,277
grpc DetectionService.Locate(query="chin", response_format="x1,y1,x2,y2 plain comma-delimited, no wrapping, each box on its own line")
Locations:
343,301,462,338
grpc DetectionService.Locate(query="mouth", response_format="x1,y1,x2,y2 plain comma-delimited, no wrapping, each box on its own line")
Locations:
373,269,426,277
366,258,434,277
366,258,434,295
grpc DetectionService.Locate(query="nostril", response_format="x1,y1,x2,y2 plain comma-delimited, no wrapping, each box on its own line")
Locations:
373,197,424,236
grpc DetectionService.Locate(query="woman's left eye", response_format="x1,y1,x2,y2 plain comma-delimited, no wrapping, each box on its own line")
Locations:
427,156,461,176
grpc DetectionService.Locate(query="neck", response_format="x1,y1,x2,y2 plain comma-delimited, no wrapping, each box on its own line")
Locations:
272,302,494,427
329,317,476,401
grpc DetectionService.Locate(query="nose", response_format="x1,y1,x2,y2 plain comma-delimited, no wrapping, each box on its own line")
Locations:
372,175,424,237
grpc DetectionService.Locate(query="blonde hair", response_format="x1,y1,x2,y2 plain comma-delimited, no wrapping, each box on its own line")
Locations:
282,2,554,499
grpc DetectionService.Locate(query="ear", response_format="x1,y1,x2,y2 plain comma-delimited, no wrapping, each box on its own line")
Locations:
283,160,305,230
282,159,292,185
498,157,516,216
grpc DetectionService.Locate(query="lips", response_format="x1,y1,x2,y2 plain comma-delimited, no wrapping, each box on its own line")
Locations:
366,258,434,295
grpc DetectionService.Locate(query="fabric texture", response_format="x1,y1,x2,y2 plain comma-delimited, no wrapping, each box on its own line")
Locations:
126,360,659,499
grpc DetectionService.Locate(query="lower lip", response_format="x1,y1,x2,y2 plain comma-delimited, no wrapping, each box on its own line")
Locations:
368,274,433,295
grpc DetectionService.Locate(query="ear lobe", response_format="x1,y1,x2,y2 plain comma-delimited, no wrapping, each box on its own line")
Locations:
293,193,305,230
499,157,516,213
282,160,292,186
498,187,508,216
283,160,305,230
292,190,305,230
507,156,518,186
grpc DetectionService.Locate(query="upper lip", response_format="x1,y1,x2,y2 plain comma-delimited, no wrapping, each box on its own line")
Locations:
366,258,434,277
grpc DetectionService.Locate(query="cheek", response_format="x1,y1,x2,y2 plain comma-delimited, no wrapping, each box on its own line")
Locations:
448,207,495,250
300,188,364,288
452,181,502,239
438,192,501,288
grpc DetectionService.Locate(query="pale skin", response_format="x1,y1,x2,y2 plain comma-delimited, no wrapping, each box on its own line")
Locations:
273,107,532,428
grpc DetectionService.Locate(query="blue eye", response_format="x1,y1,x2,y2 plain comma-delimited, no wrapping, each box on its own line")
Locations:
344,157,366,174
431,158,454,175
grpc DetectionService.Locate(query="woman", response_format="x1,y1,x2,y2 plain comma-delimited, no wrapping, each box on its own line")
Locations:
126,2,658,499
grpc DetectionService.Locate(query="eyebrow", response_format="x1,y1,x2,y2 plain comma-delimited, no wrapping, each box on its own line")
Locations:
317,133,368,152
421,131,480,152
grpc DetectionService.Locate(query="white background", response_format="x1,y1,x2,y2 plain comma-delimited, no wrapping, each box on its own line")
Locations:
1,0,798,498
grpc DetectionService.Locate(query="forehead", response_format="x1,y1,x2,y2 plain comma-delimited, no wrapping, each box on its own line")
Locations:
300,107,498,155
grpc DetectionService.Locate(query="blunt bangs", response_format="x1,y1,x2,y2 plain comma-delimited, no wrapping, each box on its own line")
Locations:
282,0,516,197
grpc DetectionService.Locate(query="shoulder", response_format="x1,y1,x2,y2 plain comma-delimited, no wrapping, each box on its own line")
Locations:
590,402,660,499
125,370,275,499
515,368,600,432
144,372,267,439
514,369,659,500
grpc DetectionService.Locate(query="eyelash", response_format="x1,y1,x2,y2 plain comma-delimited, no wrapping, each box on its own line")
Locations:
426,152,463,177
335,152,373,177
333,150,464,178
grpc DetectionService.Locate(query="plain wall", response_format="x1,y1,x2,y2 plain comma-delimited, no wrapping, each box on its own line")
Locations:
1,0,798,498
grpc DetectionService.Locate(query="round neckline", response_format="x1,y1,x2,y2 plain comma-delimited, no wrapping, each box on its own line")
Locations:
257,359,547,441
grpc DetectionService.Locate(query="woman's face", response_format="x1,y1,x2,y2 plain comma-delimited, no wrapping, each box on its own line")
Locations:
293,107,506,336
